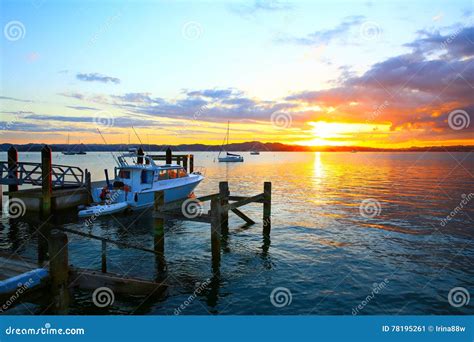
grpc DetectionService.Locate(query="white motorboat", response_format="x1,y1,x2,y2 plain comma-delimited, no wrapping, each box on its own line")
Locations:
218,121,244,163
78,202,129,218
84,149,204,214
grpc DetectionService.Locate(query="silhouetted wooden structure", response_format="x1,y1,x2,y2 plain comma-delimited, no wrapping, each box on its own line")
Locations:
153,181,272,269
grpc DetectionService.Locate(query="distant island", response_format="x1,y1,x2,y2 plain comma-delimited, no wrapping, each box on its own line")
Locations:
1,142,473,152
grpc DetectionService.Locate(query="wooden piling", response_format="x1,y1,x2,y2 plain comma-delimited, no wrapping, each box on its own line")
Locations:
263,182,272,235
41,145,52,217
48,230,69,312
137,147,144,164
101,240,107,273
85,169,92,204
183,155,188,172
154,191,166,274
165,147,172,164
189,154,194,173
210,197,221,269
7,146,18,194
219,181,229,234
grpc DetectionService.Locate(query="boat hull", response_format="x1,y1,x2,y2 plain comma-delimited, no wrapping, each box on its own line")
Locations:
218,156,244,162
91,175,203,211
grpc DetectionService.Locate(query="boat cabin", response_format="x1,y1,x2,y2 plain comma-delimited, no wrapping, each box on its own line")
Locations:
113,165,188,190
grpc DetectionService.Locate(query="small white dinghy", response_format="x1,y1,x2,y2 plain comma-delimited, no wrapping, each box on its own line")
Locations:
78,202,129,218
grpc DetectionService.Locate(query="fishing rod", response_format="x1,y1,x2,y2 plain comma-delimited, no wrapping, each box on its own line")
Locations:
97,128,119,164
132,126,148,152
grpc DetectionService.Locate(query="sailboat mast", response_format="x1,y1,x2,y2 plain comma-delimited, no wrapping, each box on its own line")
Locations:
226,121,230,147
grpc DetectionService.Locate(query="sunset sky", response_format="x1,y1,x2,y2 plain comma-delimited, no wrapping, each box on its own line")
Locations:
1,0,473,147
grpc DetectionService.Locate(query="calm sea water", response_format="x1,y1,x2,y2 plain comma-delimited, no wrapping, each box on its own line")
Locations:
1,151,473,315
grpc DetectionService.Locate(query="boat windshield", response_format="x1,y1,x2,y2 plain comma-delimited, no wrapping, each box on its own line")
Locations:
157,167,187,180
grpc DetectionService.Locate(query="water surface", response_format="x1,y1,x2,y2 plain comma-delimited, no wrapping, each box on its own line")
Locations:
1,151,473,315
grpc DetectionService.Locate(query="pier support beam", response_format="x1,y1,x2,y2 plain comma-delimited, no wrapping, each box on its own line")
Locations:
7,146,18,195
219,182,229,234
85,169,92,204
183,156,188,172
154,191,166,275
263,182,272,236
210,197,221,271
166,147,172,164
189,155,194,173
48,230,70,313
137,147,144,164
41,145,52,217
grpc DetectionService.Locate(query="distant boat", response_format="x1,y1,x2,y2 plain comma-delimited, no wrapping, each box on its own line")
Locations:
62,134,76,155
218,121,244,162
76,144,87,155
250,151,260,155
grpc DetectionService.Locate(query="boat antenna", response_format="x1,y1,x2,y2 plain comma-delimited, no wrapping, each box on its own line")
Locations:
132,126,145,151
97,128,119,164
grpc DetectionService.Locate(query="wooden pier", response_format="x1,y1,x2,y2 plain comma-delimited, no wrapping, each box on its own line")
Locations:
0,145,91,215
153,181,272,269
148,147,194,173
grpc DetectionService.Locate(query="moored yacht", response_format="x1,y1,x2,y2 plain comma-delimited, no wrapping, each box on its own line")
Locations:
79,150,204,217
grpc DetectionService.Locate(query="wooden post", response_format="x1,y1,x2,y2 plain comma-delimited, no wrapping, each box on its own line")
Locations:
7,146,18,194
154,191,166,274
48,230,69,312
183,155,188,172
85,169,92,204
137,147,144,164
210,197,221,270
263,182,272,235
37,222,51,266
189,155,194,173
219,181,229,234
41,145,52,217
101,240,107,273
166,147,172,164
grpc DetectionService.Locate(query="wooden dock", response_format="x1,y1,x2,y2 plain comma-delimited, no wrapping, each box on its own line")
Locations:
153,181,272,269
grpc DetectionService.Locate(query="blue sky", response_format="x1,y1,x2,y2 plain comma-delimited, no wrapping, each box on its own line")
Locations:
1,0,473,146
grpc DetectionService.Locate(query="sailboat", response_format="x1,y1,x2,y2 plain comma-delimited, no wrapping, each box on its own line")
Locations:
218,122,244,162
62,134,76,155
76,143,87,155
